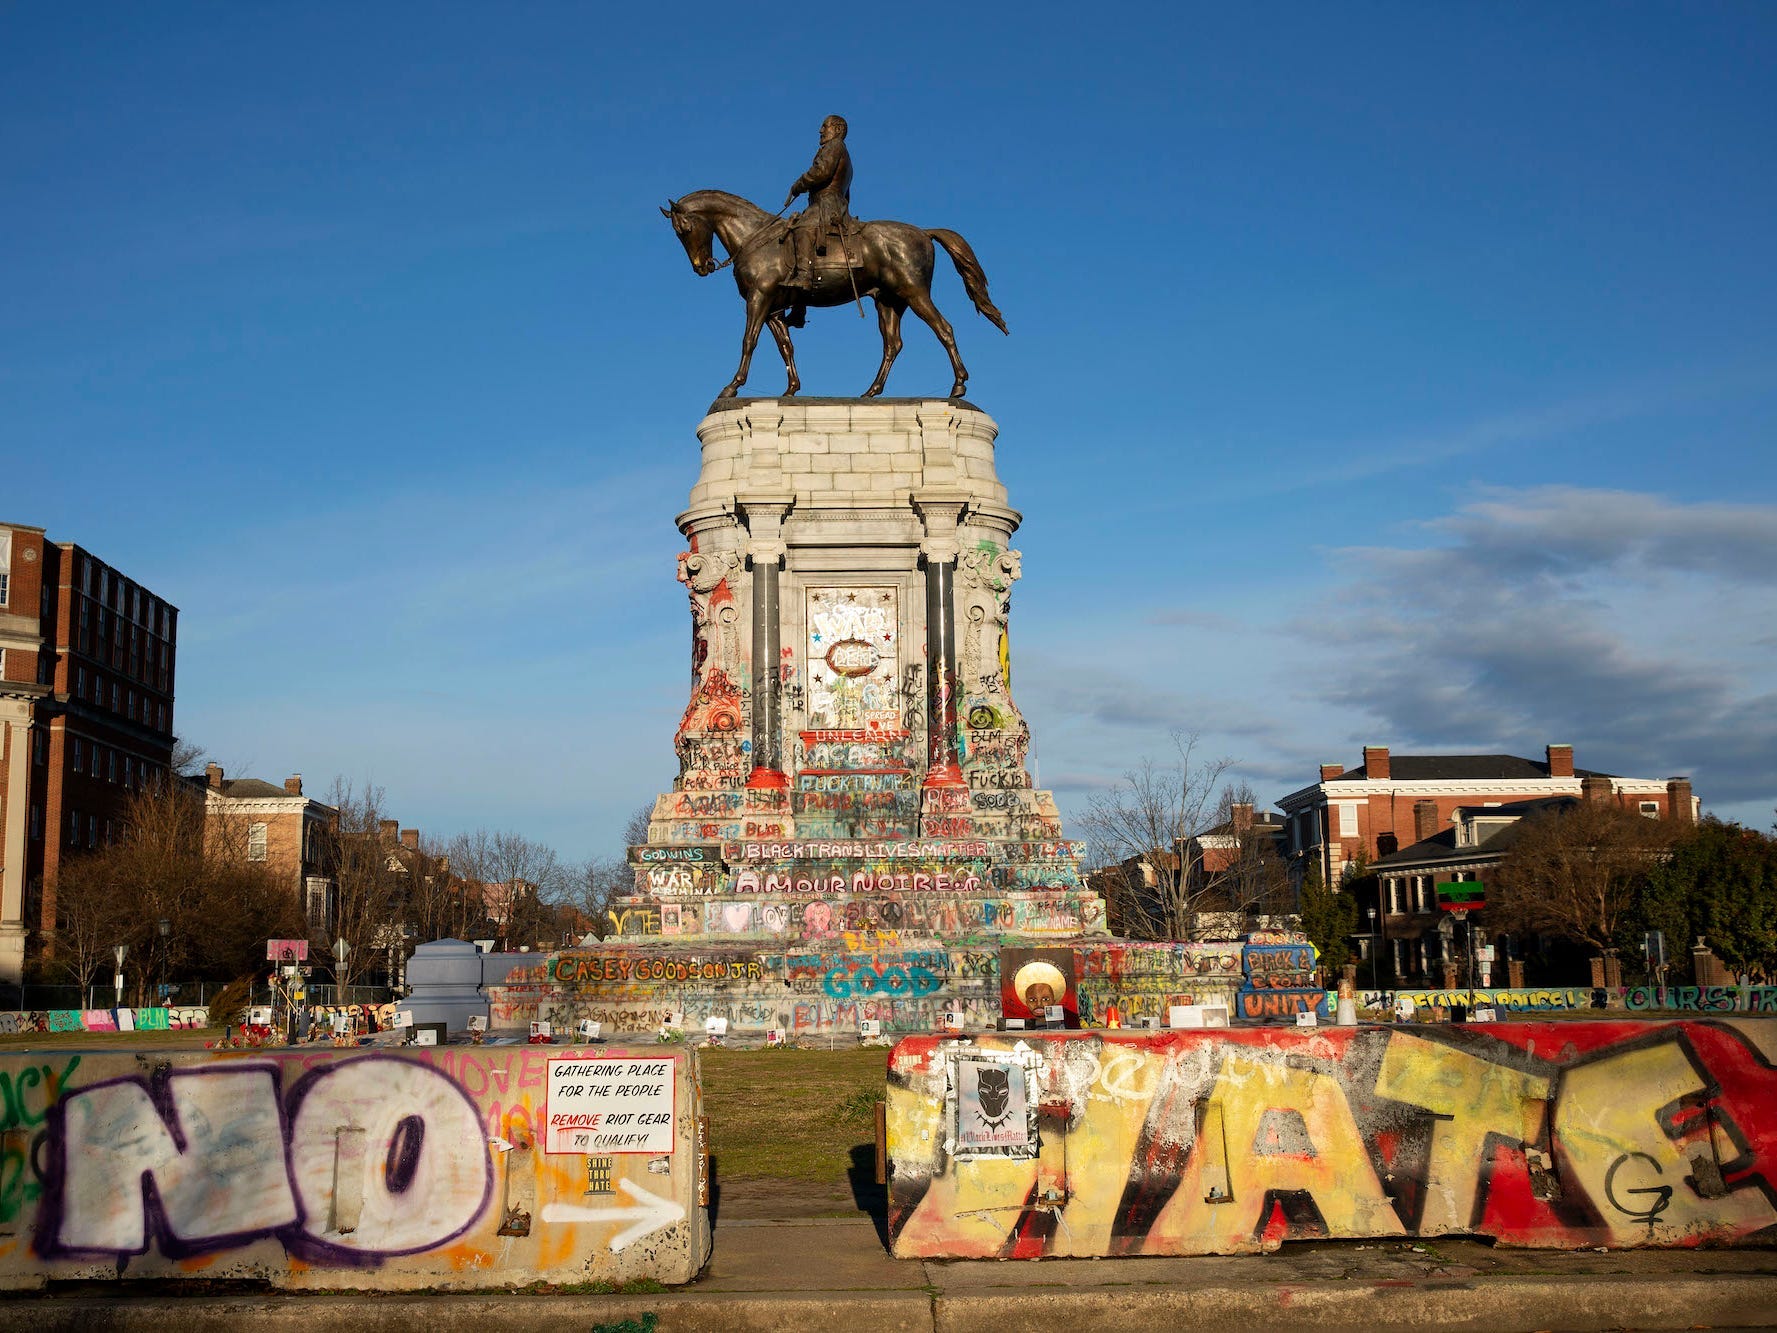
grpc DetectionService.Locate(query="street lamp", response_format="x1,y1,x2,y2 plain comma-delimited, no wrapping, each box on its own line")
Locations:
1364,907,1378,992
113,943,127,1010
1436,915,1456,1016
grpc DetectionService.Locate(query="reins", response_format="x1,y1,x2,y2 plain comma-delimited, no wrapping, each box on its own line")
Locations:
705,205,789,272
691,199,867,318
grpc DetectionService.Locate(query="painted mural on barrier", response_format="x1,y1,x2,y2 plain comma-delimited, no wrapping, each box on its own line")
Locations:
0,1007,208,1036
0,1045,708,1290
887,1020,1777,1258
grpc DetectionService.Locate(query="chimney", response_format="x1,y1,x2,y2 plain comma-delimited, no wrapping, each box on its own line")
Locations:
1231,801,1253,834
205,762,224,790
1666,777,1695,826
1546,744,1574,778
400,828,419,850
1319,763,1344,782
1581,775,1613,805
1363,746,1390,780
284,774,303,796
379,818,399,839
1414,799,1440,843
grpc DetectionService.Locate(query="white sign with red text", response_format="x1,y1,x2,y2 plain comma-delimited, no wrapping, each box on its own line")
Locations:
546,1056,676,1154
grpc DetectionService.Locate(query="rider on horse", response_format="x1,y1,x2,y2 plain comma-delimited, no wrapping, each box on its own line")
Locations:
783,114,857,292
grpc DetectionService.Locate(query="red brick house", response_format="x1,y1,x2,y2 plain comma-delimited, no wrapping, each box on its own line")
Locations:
1275,744,1697,893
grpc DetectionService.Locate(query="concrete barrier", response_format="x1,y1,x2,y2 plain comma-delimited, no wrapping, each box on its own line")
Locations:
886,1020,1777,1257
0,1006,208,1034
0,1043,710,1289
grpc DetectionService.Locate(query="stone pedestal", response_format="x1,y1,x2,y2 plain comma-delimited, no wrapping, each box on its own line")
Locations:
546,400,1112,1038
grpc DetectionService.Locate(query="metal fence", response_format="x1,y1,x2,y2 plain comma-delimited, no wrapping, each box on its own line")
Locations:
0,979,392,1013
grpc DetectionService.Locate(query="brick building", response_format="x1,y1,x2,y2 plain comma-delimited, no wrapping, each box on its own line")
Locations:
1275,744,1698,892
198,765,337,932
0,523,179,982
1362,779,1698,987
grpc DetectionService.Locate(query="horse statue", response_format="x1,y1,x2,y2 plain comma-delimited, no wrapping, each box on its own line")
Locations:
662,190,1007,401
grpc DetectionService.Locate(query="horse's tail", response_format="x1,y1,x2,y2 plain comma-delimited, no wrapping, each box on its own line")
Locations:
928,229,1009,334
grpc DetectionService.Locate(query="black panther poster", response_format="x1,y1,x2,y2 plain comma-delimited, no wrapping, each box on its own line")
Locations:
954,1054,1035,1158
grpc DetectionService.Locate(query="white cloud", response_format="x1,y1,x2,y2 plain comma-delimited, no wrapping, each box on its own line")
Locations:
1298,486,1777,817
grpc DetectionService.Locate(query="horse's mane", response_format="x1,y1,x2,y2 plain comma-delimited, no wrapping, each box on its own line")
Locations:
674,189,773,224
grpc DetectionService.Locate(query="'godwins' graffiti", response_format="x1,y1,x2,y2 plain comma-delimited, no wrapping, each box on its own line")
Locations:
888,1021,1777,1258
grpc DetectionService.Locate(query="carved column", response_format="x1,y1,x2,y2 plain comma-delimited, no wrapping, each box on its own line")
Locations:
739,495,794,790
914,492,968,790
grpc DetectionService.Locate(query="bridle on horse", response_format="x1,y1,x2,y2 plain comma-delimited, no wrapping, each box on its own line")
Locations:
680,200,865,315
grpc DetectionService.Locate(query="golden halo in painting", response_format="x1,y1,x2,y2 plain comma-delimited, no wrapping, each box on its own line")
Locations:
1013,960,1067,1007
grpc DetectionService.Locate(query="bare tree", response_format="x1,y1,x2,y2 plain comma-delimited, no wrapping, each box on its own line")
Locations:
320,780,404,988
52,777,301,996
397,833,478,945
562,806,655,942
1489,799,1679,953
1199,782,1295,926
1082,730,1242,941
169,737,209,778
445,828,569,950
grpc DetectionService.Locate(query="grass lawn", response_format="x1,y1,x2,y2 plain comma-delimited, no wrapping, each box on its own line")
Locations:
0,1027,206,1050
698,1044,889,1183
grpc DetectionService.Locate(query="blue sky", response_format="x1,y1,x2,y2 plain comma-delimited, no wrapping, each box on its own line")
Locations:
5,3,1775,859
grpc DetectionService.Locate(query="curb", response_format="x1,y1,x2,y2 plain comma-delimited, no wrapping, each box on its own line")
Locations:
3,1273,1777,1332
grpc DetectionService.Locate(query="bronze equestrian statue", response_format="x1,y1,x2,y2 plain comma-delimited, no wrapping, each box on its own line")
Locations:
662,116,1007,401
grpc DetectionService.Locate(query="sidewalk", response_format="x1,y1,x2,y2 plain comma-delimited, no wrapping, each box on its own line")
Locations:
4,1218,1776,1331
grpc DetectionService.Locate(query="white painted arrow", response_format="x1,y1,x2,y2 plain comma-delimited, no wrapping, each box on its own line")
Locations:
540,1178,686,1252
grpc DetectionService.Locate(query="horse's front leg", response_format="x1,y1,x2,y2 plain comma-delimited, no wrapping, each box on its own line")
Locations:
765,310,800,397
719,293,773,399
863,298,905,398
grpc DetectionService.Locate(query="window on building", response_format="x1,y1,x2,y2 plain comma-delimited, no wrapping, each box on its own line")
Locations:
87,814,97,849
72,738,83,773
1393,937,1411,979
1413,877,1433,913
107,750,116,783
249,823,268,861
68,809,80,845
123,756,133,788
111,682,119,712
1640,801,1661,818
1337,802,1358,837
30,803,43,840
305,876,333,930
76,666,86,698
1385,879,1404,913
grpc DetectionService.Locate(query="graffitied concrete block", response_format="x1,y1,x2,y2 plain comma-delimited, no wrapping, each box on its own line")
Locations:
0,1044,709,1291
885,1022,1777,1258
